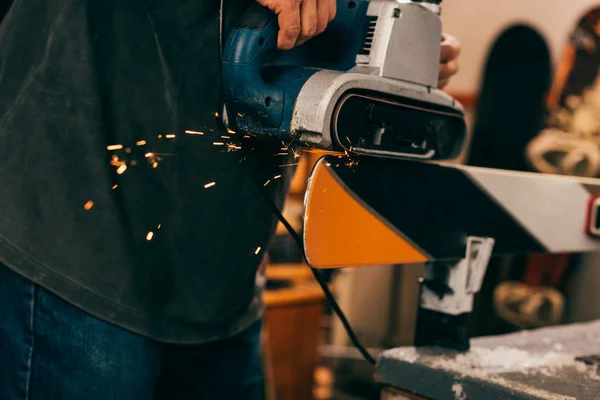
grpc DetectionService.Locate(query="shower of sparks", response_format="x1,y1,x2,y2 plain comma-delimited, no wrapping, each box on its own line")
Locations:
83,201,94,211
146,231,154,241
213,142,224,146
204,182,216,189
116,165,127,175
136,140,147,146
107,144,123,151
112,184,118,190
254,246,261,255
264,180,270,187
145,152,154,158
345,159,359,168
274,175,281,179
279,163,299,168
221,136,231,139
226,143,242,152
185,130,204,135
165,134,176,139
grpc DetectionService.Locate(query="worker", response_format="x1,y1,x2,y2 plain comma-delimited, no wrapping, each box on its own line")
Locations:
0,1,461,399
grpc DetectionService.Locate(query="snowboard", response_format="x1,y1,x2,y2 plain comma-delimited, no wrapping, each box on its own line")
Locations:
303,154,600,269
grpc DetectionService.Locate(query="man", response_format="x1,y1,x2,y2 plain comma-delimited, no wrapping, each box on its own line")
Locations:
0,0,460,398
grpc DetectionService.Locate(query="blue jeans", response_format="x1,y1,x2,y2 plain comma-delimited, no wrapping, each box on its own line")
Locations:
0,264,264,400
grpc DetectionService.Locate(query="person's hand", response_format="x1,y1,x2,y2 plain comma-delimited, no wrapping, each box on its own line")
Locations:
256,0,337,50
439,33,461,89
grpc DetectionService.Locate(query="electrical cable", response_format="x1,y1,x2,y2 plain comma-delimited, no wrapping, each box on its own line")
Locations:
252,176,377,365
219,1,377,366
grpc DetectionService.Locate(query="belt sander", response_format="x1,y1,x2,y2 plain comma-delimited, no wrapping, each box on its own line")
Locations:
222,0,467,161
221,0,600,355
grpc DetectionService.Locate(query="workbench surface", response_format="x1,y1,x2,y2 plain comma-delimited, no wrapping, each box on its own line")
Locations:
376,320,600,399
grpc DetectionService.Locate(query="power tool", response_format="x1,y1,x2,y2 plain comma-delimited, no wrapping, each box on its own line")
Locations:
222,0,467,161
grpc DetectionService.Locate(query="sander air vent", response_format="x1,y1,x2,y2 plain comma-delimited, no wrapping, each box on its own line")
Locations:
359,16,378,56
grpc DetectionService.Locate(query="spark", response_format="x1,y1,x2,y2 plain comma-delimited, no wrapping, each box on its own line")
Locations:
145,152,154,158
125,148,132,153
130,160,137,166
158,134,163,139
227,128,236,134
214,112,219,117
185,130,204,135
157,224,162,230
254,246,261,255
226,143,242,152
112,184,118,190
107,144,123,151
274,153,289,156
221,135,231,139
279,163,299,168
166,134,176,139
204,182,216,189
146,231,154,241
213,142,224,146
274,175,281,179
136,140,147,146
264,180,271,186
83,201,94,211
116,165,127,175
152,162,158,168
291,149,301,159
237,113,243,117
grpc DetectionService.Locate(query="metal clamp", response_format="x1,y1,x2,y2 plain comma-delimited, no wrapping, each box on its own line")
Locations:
465,236,495,294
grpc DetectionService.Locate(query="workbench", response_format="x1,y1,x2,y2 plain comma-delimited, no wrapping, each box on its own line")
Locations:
376,320,600,400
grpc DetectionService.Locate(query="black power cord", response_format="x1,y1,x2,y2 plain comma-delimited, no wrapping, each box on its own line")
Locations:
251,175,377,366
219,1,376,366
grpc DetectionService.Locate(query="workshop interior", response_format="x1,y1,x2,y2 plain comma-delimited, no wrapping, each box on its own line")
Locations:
251,0,600,399
4,0,600,399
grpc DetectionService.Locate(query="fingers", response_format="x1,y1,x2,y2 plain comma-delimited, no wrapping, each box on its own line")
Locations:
277,0,302,50
299,0,318,44
268,0,336,49
438,60,459,89
438,33,461,88
328,0,337,22
440,33,461,63
316,0,330,36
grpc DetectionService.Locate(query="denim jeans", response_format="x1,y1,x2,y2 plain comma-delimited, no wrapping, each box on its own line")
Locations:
0,264,264,400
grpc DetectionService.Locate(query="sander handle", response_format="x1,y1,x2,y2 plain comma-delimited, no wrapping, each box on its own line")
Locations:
221,3,286,132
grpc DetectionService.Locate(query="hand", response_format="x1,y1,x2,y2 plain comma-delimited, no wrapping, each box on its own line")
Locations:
439,33,461,89
256,0,337,50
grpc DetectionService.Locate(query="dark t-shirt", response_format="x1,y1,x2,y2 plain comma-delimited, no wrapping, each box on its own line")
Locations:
0,0,292,343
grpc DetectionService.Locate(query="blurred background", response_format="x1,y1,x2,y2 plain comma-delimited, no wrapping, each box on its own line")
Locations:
261,1,600,399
